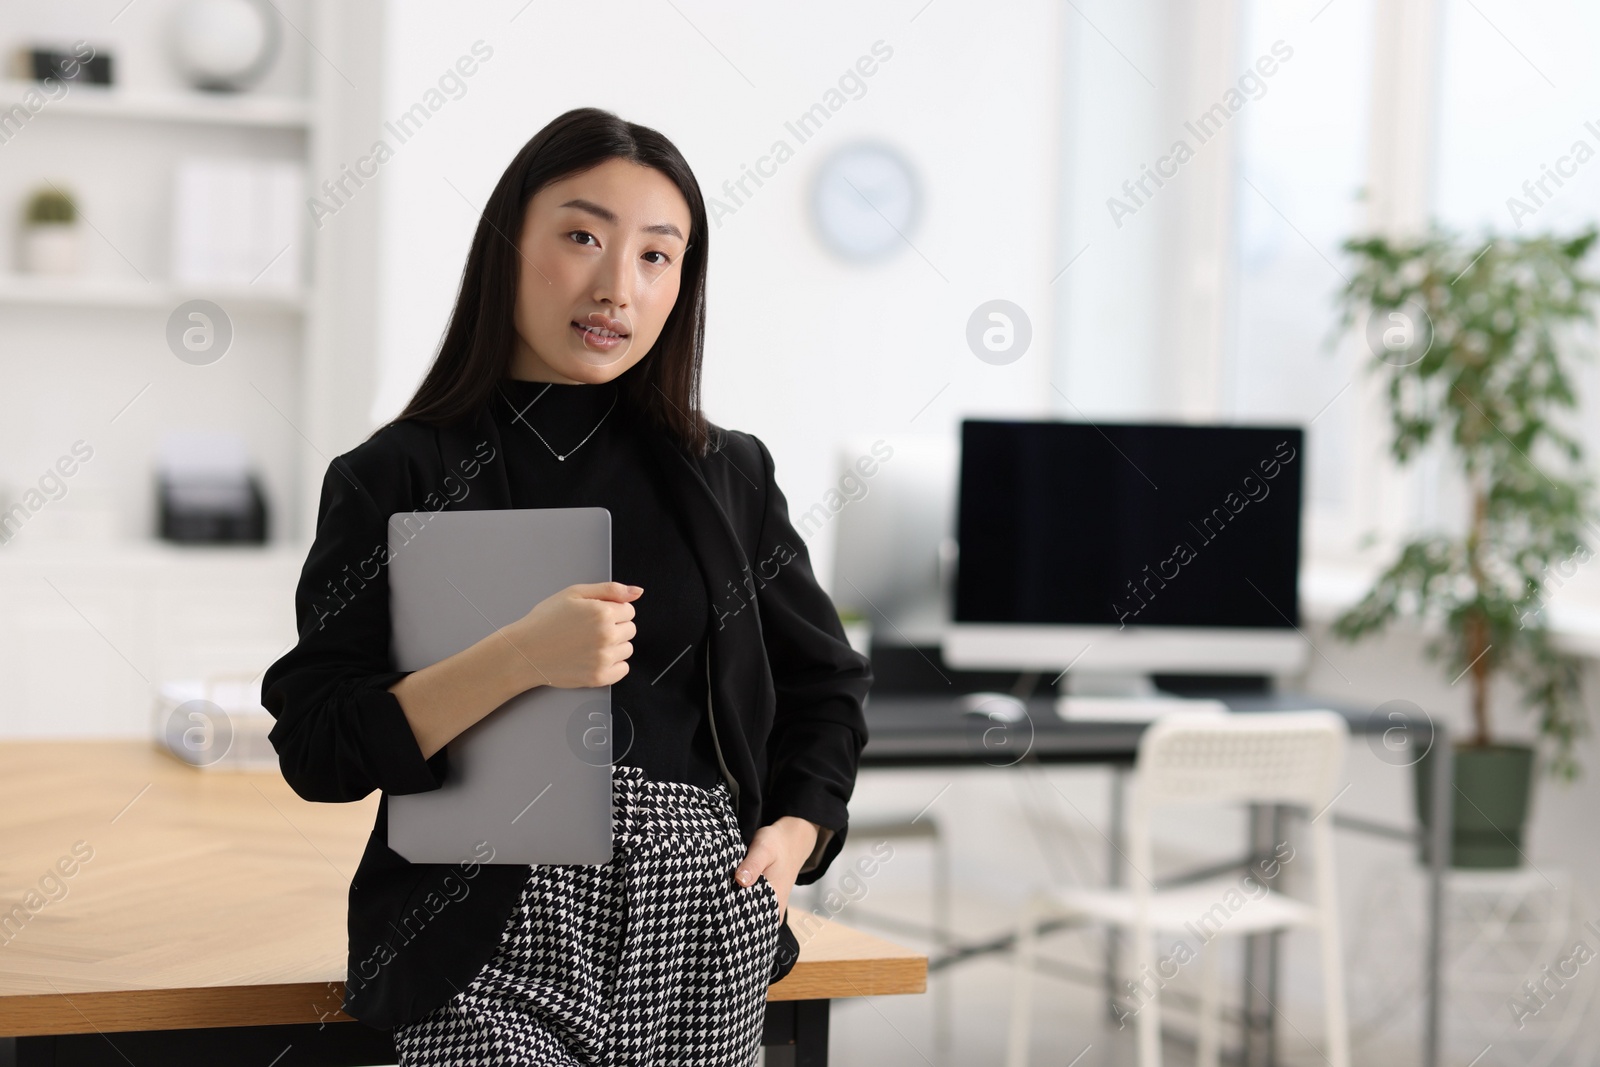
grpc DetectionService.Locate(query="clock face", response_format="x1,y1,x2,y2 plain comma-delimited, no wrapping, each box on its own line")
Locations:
810,142,920,261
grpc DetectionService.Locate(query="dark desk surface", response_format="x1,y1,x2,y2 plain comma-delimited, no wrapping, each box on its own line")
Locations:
860,691,1391,768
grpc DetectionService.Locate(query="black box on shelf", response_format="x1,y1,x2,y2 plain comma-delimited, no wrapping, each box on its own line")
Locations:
14,46,114,86
157,473,268,544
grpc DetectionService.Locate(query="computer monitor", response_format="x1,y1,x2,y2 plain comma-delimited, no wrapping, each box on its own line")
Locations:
827,434,959,647
942,419,1308,683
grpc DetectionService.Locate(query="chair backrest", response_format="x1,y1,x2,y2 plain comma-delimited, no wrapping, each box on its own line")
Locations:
1132,711,1348,812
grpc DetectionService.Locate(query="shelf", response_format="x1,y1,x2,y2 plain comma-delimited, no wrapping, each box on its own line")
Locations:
0,273,306,312
0,540,307,574
0,79,311,129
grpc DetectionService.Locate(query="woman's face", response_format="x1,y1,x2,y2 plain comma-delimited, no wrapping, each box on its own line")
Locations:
510,157,693,384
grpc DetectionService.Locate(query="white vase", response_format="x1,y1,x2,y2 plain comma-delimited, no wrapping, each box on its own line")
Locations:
170,0,280,92
21,224,82,275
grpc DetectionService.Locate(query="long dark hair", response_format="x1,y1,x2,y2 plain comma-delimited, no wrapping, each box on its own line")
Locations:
374,107,711,456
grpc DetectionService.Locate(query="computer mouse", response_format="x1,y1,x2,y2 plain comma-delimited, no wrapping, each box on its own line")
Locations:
958,692,1029,722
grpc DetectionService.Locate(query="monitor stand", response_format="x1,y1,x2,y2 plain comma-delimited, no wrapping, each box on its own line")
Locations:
1054,670,1229,723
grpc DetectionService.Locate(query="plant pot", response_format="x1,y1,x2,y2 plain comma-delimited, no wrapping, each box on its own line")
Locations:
1413,742,1535,869
21,223,82,275
841,619,871,660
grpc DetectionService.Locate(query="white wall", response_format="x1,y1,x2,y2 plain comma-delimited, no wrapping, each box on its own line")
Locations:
367,0,1066,586
1051,0,1174,418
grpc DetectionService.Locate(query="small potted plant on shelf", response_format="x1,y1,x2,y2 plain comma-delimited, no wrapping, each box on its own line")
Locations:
20,184,82,275
1330,224,1600,868
837,606,872,661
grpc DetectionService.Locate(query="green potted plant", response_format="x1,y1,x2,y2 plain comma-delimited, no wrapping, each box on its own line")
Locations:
1329,224,1599,868
837,606,872,661
20,184,82,275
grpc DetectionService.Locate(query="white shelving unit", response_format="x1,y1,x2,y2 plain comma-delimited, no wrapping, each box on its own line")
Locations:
0,272,307,311
0,0,390,738
0,78,313,128
0,23,317,532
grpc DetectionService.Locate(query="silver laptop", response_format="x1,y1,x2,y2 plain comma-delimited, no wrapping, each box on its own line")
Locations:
385,507,613,865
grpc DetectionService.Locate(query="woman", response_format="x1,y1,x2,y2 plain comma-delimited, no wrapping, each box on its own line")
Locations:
260,107,872,1065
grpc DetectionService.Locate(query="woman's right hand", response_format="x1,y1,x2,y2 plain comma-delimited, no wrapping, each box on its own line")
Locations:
503,581,641,690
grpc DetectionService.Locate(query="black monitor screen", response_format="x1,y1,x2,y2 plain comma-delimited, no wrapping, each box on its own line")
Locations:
954,420,1303,628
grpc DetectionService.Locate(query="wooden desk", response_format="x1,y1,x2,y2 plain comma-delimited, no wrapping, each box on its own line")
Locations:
0,741,925,1066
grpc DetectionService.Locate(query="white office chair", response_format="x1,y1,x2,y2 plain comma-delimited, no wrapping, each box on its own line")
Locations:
1005,712,1351,1067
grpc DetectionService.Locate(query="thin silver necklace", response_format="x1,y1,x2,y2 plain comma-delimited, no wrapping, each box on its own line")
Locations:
498,381,619,461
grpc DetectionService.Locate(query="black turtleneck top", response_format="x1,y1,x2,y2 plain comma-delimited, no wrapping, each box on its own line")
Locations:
491,375,723,791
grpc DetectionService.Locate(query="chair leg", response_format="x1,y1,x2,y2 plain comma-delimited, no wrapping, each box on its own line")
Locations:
1313,822,1350,1067
933,830,952,1067
1005,895,1041,1067
1321,916,1350,1067
1134,929,1162,1067
1196,937,1220,1067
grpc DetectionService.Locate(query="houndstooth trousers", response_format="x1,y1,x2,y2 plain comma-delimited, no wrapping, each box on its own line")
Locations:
392,764,783,1067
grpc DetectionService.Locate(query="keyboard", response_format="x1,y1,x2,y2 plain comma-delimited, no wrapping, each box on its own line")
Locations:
1054,695,1230,723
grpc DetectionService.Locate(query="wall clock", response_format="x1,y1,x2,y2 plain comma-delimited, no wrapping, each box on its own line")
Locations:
810,141,920,262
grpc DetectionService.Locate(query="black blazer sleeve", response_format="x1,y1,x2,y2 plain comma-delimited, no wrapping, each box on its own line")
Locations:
260,452,448,803
747,434,872,877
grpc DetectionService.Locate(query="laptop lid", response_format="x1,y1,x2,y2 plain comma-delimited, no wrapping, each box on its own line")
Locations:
385,506,613,865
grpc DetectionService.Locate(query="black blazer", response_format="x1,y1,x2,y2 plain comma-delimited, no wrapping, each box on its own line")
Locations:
259,402,872,1030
